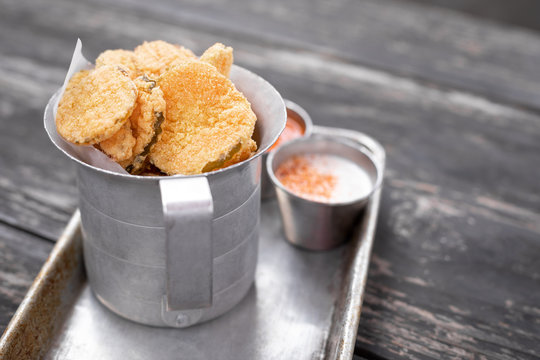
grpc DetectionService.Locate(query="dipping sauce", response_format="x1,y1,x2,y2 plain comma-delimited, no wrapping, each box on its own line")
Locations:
269,116,305,151
275,154,372,203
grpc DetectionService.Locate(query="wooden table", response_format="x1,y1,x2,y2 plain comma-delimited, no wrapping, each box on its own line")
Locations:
1,0,539,358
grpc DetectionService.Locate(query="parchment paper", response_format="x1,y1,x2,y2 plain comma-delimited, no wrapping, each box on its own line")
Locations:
44,39,129,174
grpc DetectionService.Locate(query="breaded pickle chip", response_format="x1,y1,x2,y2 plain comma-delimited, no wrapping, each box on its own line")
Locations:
220,138,257,169
99,76,166,172
200,43,233,77
96,49,138,78
122,76,166,173
203,138,257,172
130,77,166,157
150,61,257,175
99,121,136,162
56,66,137,145
134,40,196,79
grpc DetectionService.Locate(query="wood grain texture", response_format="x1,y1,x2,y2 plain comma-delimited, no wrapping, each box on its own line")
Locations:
0,224,52,334
74,0,540,111
353,356,369,360
358,186,540,359
0,0,539,358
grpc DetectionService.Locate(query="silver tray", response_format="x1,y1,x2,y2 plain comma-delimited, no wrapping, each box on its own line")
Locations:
0,126,385,360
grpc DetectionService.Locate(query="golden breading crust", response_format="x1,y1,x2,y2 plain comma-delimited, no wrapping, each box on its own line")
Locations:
217,138,257,171
98,76,166,172
95,49,138,78
98,121,136,162
134,40,196,79
122,77,167,173
150,61,257,175
130,77,166,157
56,66,137,145
199,43,233,77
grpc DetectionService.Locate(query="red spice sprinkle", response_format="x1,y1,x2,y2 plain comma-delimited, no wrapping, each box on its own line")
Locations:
275,155,337,201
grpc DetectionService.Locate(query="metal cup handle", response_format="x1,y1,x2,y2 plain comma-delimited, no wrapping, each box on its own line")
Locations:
159,177,214,317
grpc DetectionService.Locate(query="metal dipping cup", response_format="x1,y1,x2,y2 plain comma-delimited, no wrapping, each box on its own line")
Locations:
261,100,313,200
44,65,286,328
267,134,382,251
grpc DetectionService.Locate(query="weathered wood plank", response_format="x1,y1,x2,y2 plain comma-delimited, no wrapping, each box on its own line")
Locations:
353,355,370,360
0,97,76,239
357,183,540,359
5,0,540,114
0,97,76,240
0,12,79,240
0,225,52,333
407,0,540,33
72,0,540,111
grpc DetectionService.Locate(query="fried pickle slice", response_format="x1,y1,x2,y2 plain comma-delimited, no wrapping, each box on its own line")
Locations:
218,138,257,170
122,76,166,173
199,43,233,77
98,121,136,162
95,49,138,78
202,138,257,172
56,66,137,145
134,40,196,79
150,61,257,175
97,76,166,172
130,77,166,157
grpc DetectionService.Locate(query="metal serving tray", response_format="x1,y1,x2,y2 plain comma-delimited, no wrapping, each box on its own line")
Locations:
0,126,385,360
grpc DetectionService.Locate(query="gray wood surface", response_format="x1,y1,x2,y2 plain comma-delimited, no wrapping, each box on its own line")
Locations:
1,0,539,358
0,223,52,329
81,0,540,111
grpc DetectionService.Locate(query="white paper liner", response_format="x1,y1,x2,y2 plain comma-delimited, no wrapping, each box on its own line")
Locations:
44,39,129,174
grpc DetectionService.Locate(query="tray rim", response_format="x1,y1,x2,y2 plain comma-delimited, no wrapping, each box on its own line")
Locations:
312,126,385,359
0,125,385,360
0,212,83,360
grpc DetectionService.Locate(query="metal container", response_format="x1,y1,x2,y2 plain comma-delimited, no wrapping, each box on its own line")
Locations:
0,126,386,360
261,100,313,199
267,134,382,250
44,66,286,328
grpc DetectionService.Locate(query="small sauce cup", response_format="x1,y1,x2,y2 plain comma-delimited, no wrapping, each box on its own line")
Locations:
261,100,313,199
267,134,382,250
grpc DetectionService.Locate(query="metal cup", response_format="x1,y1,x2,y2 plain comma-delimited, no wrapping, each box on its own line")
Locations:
266,134,382,251
44,65,286,327
261,100,313,200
